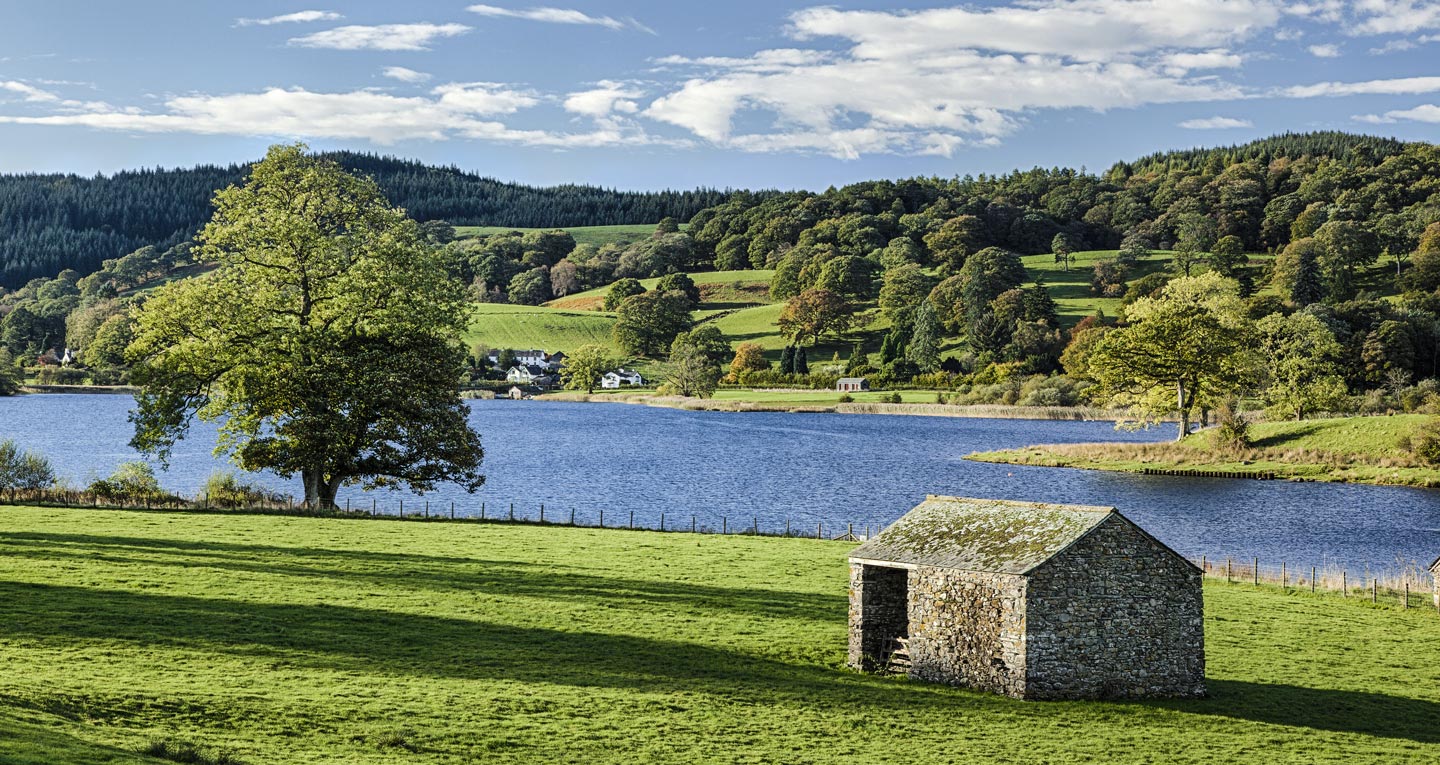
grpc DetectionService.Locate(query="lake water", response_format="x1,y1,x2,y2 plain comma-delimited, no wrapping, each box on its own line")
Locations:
2,394,1439,575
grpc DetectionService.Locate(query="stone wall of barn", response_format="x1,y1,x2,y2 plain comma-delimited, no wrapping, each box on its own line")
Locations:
905,568,1028,697
847,563,910,671
1024,517,1205,700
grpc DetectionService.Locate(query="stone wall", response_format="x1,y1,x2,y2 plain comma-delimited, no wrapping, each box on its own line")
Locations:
1024,516,1205,700
906,568,1027,697
848,563,909,671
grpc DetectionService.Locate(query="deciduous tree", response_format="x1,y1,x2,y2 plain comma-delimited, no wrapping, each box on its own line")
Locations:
126,144,483,508
560,344,615,394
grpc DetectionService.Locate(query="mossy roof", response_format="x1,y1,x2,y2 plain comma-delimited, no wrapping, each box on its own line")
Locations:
848,495,1118,575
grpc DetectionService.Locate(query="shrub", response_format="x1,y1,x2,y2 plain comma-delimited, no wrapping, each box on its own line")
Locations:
88,461,175,502
33,367,88,385
0,440,55,490
885,392,903,404
838,393,854,403
1407,419,1440,466
201,471,285,507
1211,401,1252,454
141,738,246,765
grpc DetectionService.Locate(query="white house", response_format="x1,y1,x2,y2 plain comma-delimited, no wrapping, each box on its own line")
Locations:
507,365,554,387
601,369,645,389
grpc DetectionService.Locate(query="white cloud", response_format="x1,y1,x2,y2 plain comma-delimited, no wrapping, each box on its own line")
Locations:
382,66,432,83
1283,74,1440,97
563,81,642,117
1179,115,1254,128
1354,103,1440,123
466,5,627,31
1162,48,1244,75
289,23,470,51
642,2,1267,158
787,1,1284,62
1348,0,1440,35
1307,43,1342,56
0,83,682,149
236,10,341,27
0,80,60,103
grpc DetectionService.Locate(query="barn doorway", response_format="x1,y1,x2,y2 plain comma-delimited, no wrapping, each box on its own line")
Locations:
857,564,910,671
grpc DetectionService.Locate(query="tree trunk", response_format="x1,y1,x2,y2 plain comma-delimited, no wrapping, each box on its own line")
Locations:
1176,380,1190,442
302,468,341,509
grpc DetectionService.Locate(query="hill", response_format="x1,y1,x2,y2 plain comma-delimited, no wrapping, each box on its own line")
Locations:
0,152,732,287
0,506,1435,763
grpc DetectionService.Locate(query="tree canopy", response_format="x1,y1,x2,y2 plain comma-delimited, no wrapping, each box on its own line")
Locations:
126,144,484,507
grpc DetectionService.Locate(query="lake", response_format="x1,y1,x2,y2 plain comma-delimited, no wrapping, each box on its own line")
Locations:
2,393,1439,575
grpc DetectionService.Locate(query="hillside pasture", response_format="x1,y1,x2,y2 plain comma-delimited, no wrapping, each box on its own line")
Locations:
464,303,618,355
453,223,668,248
0,507,1436,764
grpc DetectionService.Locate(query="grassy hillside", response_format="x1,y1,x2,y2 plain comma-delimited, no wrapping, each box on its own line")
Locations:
464,303,619,355
970,414,1440,487
1,507,1436,764
454,223,670,248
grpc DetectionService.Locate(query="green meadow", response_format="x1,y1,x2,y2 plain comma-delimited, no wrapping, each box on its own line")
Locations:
1,507,1437,764
453,223,666,248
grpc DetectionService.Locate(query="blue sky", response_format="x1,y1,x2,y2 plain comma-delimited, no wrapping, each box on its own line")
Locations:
0,1,1437,190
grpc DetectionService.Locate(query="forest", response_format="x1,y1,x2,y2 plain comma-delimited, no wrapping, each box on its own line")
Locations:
6,131,1440,433
0,152,735,287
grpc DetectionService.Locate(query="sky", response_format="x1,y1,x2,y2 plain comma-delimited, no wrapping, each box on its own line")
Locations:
0,0,1438,190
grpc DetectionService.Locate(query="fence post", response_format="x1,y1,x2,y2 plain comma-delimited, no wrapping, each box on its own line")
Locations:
1253,557,1258,586
1404,582,1409,609
847,522,852,539
425,501,429,519
1226,558,1231,582
753,517,758,535
540,505,545,523
1201,555,1206,575
1311,566,1316,593
570,508,575,526
450,501,455,520
722,517,727,534
817,522,822,539
372,498,377,516
1342,570,1347,597
785,519,790,536
1372,578,1377,603
599,509,604,527
481,502,486,520
399,500,404,518
660,512,665,531
509,503,514,521
629,510,634,529
691,515,696,533
1282,561,1287,588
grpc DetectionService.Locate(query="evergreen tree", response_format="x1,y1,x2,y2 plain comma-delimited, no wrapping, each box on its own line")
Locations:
906,300,942,373
794,346,809,375
845,340,867,374
779,345,795,374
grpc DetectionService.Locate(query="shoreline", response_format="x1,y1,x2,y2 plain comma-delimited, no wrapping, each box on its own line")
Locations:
967,440,1440,489
538,391,1131,421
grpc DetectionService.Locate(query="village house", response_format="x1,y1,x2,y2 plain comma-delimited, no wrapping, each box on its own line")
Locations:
848,495,1205,700
837,377,869,392
601,369,645,389
506,365,555,388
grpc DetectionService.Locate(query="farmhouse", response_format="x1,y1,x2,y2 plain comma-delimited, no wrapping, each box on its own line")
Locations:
601,369,645,389
506,365,554,387
837,377,869,392
848,495,1205,700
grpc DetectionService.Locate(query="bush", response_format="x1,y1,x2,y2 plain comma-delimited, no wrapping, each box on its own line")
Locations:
1211,401,1252,454
201,471,286,507
88,461,175,502
32,367,89,385
142,738,246,765
1407,419,1440,466
837,393,854,403
0,440,55,490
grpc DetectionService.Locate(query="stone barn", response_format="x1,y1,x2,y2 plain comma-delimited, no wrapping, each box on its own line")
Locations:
848,495,1205,700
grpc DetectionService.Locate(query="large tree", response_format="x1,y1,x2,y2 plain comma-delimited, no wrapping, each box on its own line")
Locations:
560,344,616,394
1090,273,1254,440
126,144,484,508
1256,312,1349,420
613,289,692,356
778,288,856,346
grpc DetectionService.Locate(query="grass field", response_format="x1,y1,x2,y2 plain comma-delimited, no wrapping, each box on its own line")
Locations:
970,414,1440,487
1,507,1437,764
1020,249,1176,326
464,303,619,354
453,224,668,248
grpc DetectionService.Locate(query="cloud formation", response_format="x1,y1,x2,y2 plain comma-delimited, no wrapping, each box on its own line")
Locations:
289,23,470,51
1307,43,1342,57
236,11,341,27
466,5,628,31
1355,103,1440,123
1179,116,1254,129
382,66,432,83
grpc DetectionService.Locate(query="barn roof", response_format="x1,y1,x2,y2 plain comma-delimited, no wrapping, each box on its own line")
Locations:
849,495,1148,575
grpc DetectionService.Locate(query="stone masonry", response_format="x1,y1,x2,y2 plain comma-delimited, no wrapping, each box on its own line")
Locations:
848,496,1205,700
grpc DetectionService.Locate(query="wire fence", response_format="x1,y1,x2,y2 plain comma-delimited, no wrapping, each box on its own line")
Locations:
2,488,1435,613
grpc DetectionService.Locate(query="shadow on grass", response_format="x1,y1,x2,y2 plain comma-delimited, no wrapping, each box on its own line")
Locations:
0,532,845,623
1145,679,1440,744
1249,422,1326,450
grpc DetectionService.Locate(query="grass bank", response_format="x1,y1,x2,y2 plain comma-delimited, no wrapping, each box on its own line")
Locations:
969,414,1440,487
0,507,1437,763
